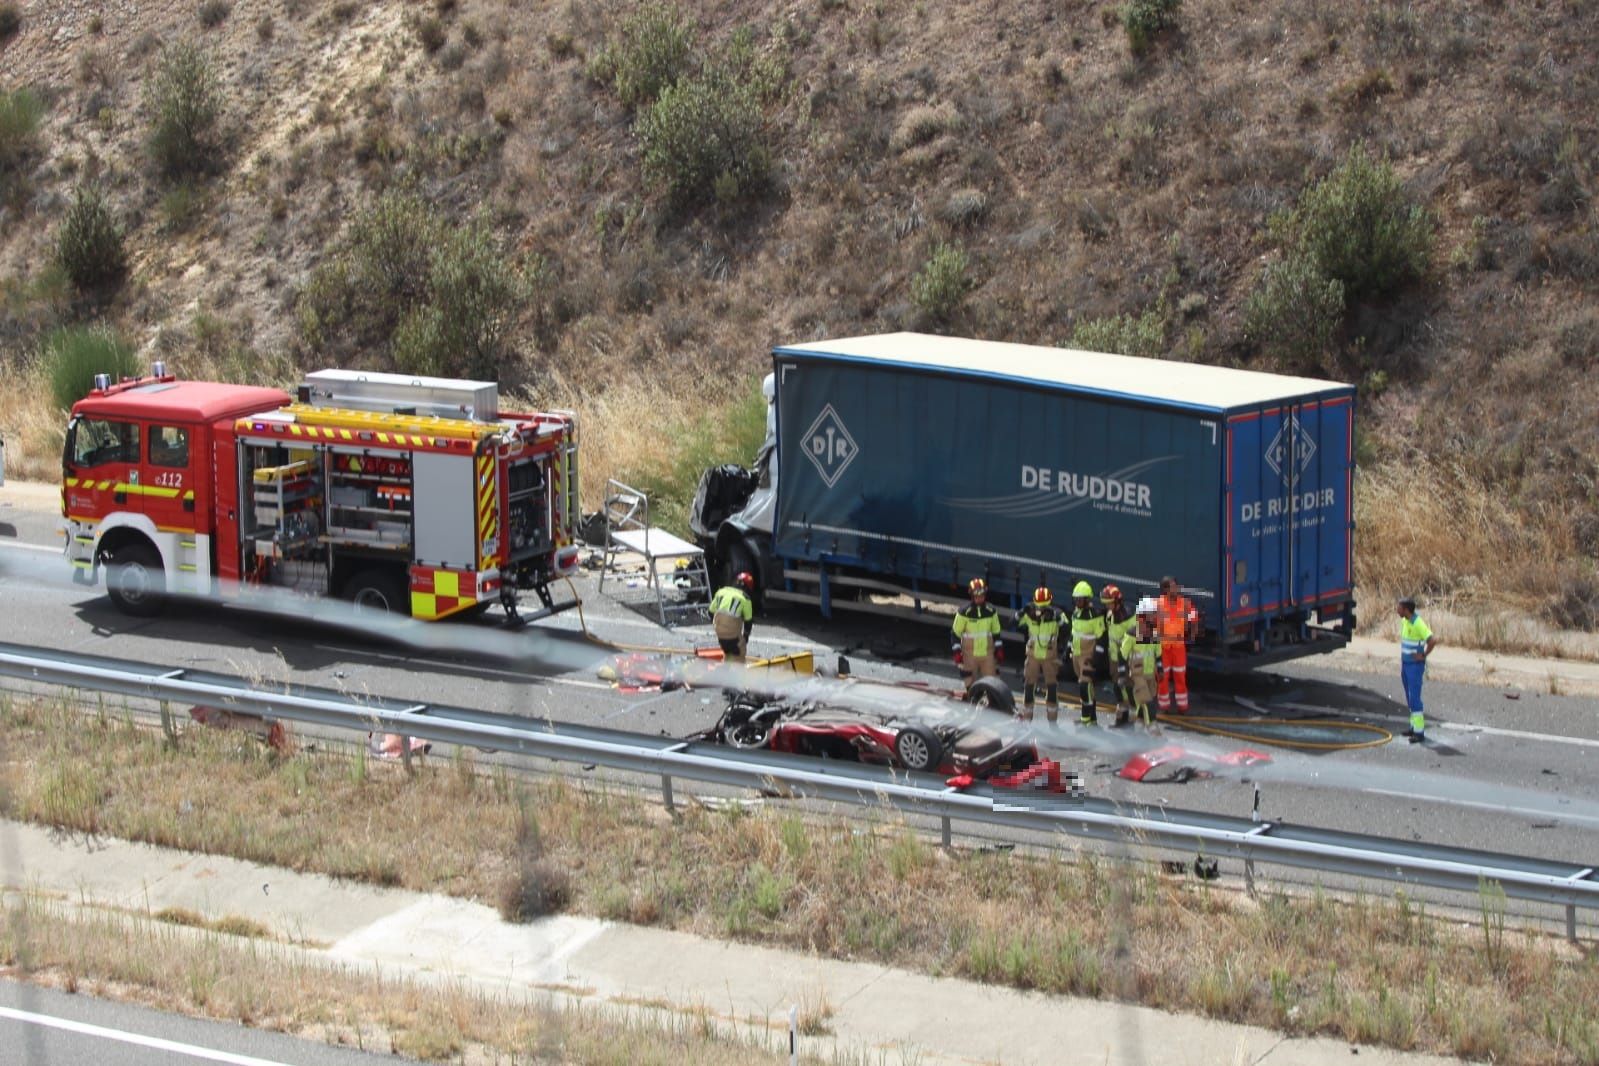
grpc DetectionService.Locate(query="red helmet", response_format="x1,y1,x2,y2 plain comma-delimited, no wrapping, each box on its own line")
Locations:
735,571,755,592
1032,586,1053,607
1100,583,1122,604
968,577,988,598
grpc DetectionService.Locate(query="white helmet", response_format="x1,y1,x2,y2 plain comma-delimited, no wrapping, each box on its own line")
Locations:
1136,596,1158,616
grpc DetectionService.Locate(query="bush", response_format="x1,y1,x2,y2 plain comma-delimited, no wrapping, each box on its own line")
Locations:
638,67,770,208
599,0,693,108
144,40,224,180
1244,256,1345,370
1070,305,1167,359
0,3,19,41
1274,143,1433,303
910,242,972,324
414,14,446,54
197,0,230,28
46,325,141,409
1123,0,1181,55
0,87,44,176
298,191,534,378
55,183,127,291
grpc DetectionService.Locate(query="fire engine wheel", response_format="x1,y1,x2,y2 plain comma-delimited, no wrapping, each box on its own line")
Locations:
966,676,1016,714
344,569,406,615
893,724,943,772
104,543,166,617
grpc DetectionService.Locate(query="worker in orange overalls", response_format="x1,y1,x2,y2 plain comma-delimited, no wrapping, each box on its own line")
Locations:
1155,575,1199,714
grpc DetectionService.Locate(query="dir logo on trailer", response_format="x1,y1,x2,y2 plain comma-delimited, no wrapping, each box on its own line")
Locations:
802,405,858,487
1264,414,1316,484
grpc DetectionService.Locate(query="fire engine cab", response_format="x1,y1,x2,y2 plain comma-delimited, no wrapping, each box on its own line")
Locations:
62,364,580,623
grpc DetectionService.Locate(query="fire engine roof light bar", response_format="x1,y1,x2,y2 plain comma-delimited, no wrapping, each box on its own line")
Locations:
93,373,111,391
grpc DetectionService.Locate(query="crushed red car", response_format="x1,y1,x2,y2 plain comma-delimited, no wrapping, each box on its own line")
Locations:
696,677,1082,794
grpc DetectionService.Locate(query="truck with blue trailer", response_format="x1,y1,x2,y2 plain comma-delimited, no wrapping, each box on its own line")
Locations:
691,333,1357,670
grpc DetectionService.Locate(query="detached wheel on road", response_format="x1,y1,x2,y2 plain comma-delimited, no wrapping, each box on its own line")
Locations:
104,543,166,617
344,569,407,615
894,723,943,772
967,676,1016,714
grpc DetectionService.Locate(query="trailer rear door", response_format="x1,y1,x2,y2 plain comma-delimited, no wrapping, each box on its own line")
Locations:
1224,395,1354,621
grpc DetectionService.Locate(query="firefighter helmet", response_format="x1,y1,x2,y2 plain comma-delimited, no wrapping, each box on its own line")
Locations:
1032,586,1053,607
968,577,988,598
1136,596,1158,616
735,571,755,592
1100,583,1122,605
1072,580,1093,599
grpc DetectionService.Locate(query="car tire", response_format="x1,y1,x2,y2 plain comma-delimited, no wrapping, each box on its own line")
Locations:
105,543,166,617
344,568,407,615
967,676,1015,714
894,723,943,772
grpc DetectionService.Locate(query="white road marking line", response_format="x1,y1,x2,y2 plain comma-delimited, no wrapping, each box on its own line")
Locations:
1435,721,1599,749
0,1005,294,1065
0,540,61,555
309,644,615,690
1360,787,1599,829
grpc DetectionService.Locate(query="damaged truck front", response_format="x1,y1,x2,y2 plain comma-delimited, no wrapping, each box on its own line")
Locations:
692,332,1358,672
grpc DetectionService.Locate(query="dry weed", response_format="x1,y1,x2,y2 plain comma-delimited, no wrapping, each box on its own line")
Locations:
4,696,1598,1064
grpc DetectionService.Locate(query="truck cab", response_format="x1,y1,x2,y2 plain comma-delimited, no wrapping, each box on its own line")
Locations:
62,367,292,613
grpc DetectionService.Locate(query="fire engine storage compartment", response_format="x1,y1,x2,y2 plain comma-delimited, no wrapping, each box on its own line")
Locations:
769,333,1356,668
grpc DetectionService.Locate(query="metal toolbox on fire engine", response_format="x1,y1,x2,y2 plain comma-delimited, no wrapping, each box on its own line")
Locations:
300,369,498,422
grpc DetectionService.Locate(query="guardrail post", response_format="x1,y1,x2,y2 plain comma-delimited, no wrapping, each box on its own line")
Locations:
941,814,951,849
661,773,675,814
400,735,413,775
1568,903,1578,945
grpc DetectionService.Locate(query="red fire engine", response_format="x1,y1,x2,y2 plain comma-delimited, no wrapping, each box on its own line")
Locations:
62,365,580,623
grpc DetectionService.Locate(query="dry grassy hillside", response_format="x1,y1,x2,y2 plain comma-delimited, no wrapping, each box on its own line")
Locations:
2,0,1597,629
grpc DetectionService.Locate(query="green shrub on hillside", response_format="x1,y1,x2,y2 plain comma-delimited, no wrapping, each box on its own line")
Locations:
298,191,534,379
592,1,693,108
0,88,44,179
1123,0,1181,56
911,242,972,325
638,67,770,208
1070,305,1167,359
55,184,127,292
1275,143,1433,303
46,325,141,410
144,40,224,180
1244,256,1345,371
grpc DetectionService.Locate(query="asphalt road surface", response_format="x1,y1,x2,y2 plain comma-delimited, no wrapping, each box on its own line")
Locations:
0,979,393,1065
3,488,1597,885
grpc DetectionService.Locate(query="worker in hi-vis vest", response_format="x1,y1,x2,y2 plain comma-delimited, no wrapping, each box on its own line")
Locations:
1122,597,1163,733
710,571,755,663
1069,580,1108,725
1155,575,1198,714
952,577,1001,692
1016,586,1063,725
1398,595,1436,744
1102,583,1137,727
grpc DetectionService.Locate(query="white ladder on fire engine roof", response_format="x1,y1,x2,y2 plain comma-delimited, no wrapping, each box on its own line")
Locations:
597,478,710,627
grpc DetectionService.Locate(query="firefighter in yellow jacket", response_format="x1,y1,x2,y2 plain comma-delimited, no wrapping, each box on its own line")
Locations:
952,577,1001,692
1016,586,1063,726
710,571,755,663
1121,597,1163,732
1069,580,1108,725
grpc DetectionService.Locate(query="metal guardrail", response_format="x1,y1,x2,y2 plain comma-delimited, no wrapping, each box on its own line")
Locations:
2,640,1596,939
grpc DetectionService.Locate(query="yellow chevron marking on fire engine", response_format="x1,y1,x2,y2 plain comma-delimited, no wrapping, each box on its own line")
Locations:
377,432,390,444
434,571,459,599
289,424,303,436
339,429,352,440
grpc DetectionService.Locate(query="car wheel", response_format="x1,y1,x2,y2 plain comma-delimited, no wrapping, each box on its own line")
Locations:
105,543,166,617
344,569,407,615
893,724,943,772
726,720,773,749
967,676,1015,714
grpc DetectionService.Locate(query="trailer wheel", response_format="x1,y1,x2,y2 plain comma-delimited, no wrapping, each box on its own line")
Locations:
719,536,759,602
105,543,166,617
893,723,943,772
967,676,1015,714
345,569,407,615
